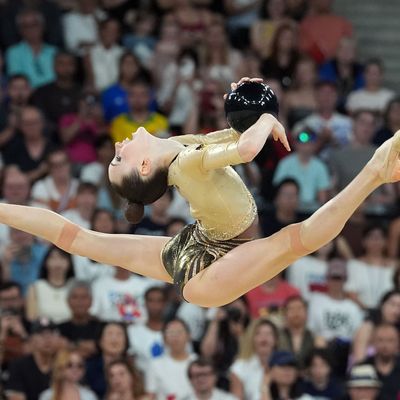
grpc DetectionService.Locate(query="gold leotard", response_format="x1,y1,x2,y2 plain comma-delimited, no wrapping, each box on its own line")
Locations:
162,129,257,294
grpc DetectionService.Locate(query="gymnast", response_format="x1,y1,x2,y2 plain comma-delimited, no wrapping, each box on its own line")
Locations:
1,77,400,307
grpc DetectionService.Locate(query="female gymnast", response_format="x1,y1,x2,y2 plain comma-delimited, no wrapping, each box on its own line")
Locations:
1,77,400,308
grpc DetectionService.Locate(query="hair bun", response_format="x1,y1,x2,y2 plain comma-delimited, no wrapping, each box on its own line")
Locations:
125,202,144,224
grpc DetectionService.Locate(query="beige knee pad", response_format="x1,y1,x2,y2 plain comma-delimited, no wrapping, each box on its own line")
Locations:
55,222,81,252
287,223,310,257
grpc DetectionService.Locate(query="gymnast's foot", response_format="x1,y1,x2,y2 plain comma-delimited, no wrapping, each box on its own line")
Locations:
369,130,400,183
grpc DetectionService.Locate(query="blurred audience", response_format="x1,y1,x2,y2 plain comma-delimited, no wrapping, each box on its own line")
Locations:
39,348,97,400
26,246,75,323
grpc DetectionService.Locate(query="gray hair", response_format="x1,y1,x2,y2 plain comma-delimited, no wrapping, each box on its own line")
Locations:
67,280,93,299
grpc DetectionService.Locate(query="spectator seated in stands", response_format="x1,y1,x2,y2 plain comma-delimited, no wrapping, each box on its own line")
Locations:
61,182,98,229
31,149,79,213
62,0,106,56
346,58,396,116
345,224,396,311
284,57,318,129
352,290,400,364
319,37,364,111
128,286,167,373
260,178,301,238
361,323,400,399
345,364,381,400
0,74,32,148
31,51,80,131
86,322,130,399
72,208,116,282
260,23,300,90
230,319,278,400
261,350,312,400
1,228,48,295
5,9,57,89
287,237,353,301
5,318,61,400
278,296,325,370
200,298,249,390
187,358,238,400
101,52,154,123
39,348,97,400
293,80,352,157
58,281,102,360
85,18,123,91
245,274,300,321
308,259,364,377
90,266,163,323
145,318,196,400
373,97,400,146
299,0,353,64
26,246,75,324
105,358,151,400
301,348,344,399
273,129,331,214
2,106,55,183
110,79,169,143
0,282,31,373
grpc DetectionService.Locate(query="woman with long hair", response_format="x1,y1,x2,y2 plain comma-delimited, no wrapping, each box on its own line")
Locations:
352,290,400,363
260,23,300,90
105,358,151,400
230,318,278,399
0,77,399,309
26,246,75,323
39,348,97,400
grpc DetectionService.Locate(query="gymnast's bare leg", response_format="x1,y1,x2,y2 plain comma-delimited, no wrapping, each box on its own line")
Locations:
0,205,173,283
183,131,400,307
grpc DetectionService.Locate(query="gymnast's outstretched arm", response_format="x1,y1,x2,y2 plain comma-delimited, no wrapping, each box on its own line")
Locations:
0,204,173,283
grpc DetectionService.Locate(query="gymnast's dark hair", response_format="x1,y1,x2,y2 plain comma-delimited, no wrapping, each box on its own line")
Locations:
111,168,169,224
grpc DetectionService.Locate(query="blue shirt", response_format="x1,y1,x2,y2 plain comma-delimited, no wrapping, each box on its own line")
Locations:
10,243,48,295
6,41,57,88
273,153,331,212
101,83,158,122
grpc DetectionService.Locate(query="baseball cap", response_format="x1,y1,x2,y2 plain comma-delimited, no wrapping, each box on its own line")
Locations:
269,351,297,368
30,317,57,335
326,258,347,279
347,364,381,388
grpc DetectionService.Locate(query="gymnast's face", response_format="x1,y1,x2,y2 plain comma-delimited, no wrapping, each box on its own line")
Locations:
108,127,153,186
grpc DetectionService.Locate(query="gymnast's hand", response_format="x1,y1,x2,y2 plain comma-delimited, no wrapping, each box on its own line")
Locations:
223,77,263,99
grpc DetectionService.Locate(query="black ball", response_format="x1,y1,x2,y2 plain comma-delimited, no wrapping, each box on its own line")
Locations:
224,81,279,133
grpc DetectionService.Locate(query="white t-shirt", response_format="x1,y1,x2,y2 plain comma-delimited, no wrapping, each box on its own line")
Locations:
63,10,106,55
308,293,364,341
346,88,395,114
128,323,164,372
61,208,90,229
89,44,124,91
80,162,104,186
90,275,164,323
145,354,197,400
230,355,264,400
345,259,395,309
40,386,97,400
176,302,207,342
287,256,328,301
31,176,79,212
32,279,72,323
72,254,114,282
183,388,239,400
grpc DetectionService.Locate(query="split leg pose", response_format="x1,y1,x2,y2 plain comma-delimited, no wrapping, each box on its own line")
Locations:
0,131,399,307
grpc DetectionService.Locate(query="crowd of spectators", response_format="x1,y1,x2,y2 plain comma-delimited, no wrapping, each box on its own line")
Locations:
0,0,399,399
